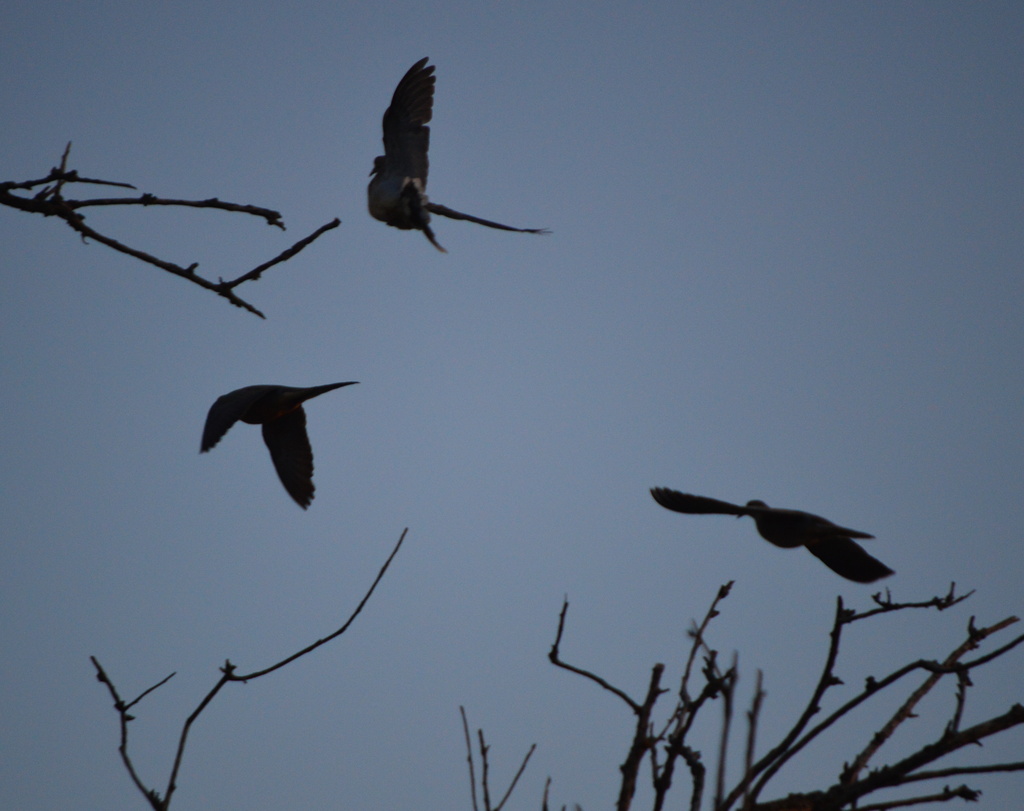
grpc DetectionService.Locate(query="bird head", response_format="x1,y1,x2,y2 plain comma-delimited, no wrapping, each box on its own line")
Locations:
743,499,768,517
369,156,385,177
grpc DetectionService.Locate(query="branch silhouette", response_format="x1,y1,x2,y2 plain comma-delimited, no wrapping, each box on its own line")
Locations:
542,584,1023,811
90,528,407,810
1,143,340,318
459,706,537,811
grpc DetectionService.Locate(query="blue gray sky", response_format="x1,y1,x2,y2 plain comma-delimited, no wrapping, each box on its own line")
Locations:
2,3,1022,809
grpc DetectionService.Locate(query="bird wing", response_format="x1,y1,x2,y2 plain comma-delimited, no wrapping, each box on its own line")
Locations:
805,537,894,583
650,488,746,516
262,408,315,509
821,520,874,540
424,202,549,234
380,57,435,184
201,385,273,453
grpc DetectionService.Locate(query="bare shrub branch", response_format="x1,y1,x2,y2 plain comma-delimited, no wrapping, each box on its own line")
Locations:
459,707,536,811
90,529,407,810
543,584,1022,811
1,143,340,318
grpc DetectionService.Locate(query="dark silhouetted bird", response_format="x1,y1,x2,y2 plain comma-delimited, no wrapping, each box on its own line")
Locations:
649,488,894,583
201,382,357,509
368,57,548,252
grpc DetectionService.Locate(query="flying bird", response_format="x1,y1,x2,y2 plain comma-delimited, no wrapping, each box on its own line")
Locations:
649,488,894,583
201,382,358,509
368,57,547,252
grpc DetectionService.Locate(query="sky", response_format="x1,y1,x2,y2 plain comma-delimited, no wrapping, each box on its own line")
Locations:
2,2,1022,810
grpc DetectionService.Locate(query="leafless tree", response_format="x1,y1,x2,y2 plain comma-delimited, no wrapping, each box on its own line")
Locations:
90,529,406,811
534,583,1023,811
0,143,340,318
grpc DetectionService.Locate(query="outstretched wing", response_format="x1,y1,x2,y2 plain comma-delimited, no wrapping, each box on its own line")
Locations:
806,536,894,583
650,488,746,516
425,202,549,234
201,386,272,453
381,57,435,184
820,520,875,540
262,408,315,509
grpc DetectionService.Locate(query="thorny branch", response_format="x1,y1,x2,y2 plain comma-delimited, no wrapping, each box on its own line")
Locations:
545,583,1023,811
1,143,340,318
90,529,407,811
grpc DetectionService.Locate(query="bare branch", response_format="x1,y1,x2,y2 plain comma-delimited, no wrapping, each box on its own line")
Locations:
123,670,177,713
854,784,980,810
494,741,536,811
461,706,480,811
229,528,407,681
741,610,1022,810
714,654,738,811
89,657,166,810
219,217,341,290
67,194,286,228
548,597,643,712
459,708,536,811
722,597,850,809
742,670,765,811
681,582,734,704
1,145,341,318
550,583,1019,811
92,529,408,810
841,615,1018,784
617,663,667,811
851,583,974,621
478,729,492,811
899,760,1024,783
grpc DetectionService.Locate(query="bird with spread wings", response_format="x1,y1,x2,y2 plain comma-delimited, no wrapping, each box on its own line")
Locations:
650,488,894,583
201,382,357,509
368,57,548,252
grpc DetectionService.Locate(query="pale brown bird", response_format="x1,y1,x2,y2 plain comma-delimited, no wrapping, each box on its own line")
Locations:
367,57,548,252
201,383,357,509
650,488,894,583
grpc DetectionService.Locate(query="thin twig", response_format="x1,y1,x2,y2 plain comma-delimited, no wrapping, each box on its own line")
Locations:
549,597,641,712
841,614,1012,783
89,657,166,809
494,741,537,811
853,783,980,810
617,664,667,811
478,729,492,811
722,597,849,809
230,529,407,681
853,583,973,621
714,655,737,811
93,529,408,810
746,616,1023,807
461,706,480,811
742,670,765,811
1,145,341,317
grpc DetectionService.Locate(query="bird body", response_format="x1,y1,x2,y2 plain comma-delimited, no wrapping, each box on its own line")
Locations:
650,488,893,583
201,382,357,509
368,57,547,251
367,58,443,249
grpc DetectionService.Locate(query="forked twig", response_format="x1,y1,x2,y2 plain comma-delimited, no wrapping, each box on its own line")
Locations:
459,707,536,811
91,529,408,810
1,143,341,318
549,584,1023,811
